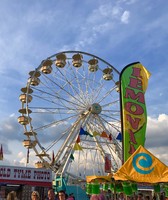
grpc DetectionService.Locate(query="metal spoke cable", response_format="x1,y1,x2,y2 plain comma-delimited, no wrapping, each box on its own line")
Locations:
98,114,121,132
45,127,72,152
100,112,120,123
97,85,117,104
28,106,79,114
92,83,105,104
41,70,87,108
69,62,87,104
31,86,86,110
101,99,120,108
34,113,79,132
55,65,88,107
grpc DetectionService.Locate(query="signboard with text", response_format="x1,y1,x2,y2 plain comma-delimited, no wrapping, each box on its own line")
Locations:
0,165,52,187
120,62,150,162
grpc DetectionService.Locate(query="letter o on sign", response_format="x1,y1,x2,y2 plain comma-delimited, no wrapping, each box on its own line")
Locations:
125,102,144,115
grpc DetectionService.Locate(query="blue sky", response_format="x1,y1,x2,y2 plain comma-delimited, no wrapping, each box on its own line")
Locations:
0,0,168,168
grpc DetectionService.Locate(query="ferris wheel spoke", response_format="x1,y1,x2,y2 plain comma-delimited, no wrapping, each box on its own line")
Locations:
75,63,100,104
42,70,87,107
35,73,85,110
101,99,119,108
97,85,117,104
33,113,79,132
91,83,105,104
29,106,78,114
55,66,88,106
88,114,116,131
31,86,86,110
45,127,72,152
100,112,120,122
86,119,104,133
99,114,121,133
75,64,99,107
69,63,87,103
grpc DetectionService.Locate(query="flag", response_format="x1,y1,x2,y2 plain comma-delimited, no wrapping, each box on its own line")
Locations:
73,143,83,151
70,154,74,161
92,131,100,137
120,62,151,162
76,135,80,143
79,127,86,135
116,132,122,142
100,131,109,138
0,144,3,160
26,148,30,163
109,133,112,141
79,127,93,137
85,131,93,137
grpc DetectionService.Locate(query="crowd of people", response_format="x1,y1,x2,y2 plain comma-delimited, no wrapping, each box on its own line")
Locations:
88,191,168,200
5,189,168,200
31,189,75,200
5,189,74,200
29,189,75,200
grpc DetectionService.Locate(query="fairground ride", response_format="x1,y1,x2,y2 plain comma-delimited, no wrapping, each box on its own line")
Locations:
18,51,122,185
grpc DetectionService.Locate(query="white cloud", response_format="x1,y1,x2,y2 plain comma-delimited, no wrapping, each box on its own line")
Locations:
0,115,22,141
18,151,24,158
158,114,168,122
119,0,138,4
13,159,25,167
146,114,168,165
121,11,130,24
92,22,112,33
112,6,122,17
19,157,27,165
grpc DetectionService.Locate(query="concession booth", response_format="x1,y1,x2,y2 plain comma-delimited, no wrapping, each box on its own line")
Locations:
0,165,52,199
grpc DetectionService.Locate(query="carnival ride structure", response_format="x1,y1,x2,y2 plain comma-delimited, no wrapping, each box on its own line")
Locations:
18,51,122,185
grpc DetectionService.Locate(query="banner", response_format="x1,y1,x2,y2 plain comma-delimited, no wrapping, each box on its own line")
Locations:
105,153,111,173
120,62,150,162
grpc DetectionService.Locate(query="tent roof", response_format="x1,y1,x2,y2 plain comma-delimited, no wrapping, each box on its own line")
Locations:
113,145,168,183
86,174,113,183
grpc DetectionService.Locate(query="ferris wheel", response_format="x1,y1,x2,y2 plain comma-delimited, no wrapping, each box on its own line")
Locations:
18,51,122,181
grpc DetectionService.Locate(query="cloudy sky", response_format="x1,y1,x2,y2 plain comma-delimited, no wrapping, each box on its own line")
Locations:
0,0,168,169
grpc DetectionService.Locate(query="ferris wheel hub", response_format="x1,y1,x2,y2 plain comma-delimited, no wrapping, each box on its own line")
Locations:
90,103,102,114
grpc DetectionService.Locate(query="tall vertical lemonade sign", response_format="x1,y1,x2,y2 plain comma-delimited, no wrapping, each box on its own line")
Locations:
120,62,151,162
